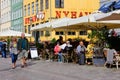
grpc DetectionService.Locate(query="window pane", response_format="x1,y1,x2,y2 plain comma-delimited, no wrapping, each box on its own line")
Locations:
60,31,64,35
55,0,64,8
40,0,43,11
68,31,76,35
55,31,64,35
72,32,76,35
61,0,64,8
79,31,87,35
32,2,34,14
45,0,49,9
55,0,60,8
55,32,59,35
28,25,30,34
40,31,44,36
28,4,30,16
24,5,26,16
36,0,39,14
68,32,71,35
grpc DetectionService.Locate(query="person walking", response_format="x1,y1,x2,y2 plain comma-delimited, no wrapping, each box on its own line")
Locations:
9,37,18,69
17,33,29,68
1,40,7,58
76,41,87,65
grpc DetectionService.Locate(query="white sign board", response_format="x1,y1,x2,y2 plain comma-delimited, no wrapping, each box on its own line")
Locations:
30,48,38,58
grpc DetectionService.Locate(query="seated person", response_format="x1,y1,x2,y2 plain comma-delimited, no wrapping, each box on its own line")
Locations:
62,41,73,53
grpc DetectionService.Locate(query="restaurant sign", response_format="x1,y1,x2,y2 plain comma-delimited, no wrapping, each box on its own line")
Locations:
55,11,91,18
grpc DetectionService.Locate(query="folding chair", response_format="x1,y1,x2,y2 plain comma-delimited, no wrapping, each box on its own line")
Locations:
104,49,114,68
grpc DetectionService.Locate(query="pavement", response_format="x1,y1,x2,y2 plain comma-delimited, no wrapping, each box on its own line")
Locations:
0,57,120,80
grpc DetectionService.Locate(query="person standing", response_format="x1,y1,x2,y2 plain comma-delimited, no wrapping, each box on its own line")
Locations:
9,37,18,69
76,41,86,65
17,33,29,68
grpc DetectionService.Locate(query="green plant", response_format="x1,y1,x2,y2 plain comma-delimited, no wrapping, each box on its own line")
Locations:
88,27,109,47
50,38,56,43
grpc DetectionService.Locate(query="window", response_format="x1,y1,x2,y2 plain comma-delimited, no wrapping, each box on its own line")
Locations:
45,31,50,36
36,0,39,14
45,0,49,9
36,23,39,26
32,2,34,14
40,0,43,11
11,12,13,20
32,24,34,27
55,31,64,35
20,8,23,17
28,25,31,34
40,31,44,36
25,26,27,33
79,31,87,35
68,31,76,35
24,5,26,16
28,4,30,16
14,11,17,19
55,0,64,8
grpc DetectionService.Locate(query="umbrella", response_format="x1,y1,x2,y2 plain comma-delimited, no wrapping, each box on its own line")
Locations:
60,12,111,30
30,22,52,31
51,17,72,28
96,12,120,29
68,9,120,29
0,30,31,37
30,17,73,31
97,13,120,21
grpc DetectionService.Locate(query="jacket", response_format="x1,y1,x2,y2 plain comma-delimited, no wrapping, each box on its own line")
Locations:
17,37,29,51
54,45,61,55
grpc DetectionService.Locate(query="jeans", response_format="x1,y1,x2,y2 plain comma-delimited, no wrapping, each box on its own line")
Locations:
2,51,6,58
58,53,63,62
11,53,18,63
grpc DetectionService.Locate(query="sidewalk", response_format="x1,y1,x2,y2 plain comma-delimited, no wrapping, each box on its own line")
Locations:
0,57,120,80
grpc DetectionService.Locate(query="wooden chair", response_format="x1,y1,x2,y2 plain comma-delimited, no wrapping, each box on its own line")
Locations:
114,54,120,69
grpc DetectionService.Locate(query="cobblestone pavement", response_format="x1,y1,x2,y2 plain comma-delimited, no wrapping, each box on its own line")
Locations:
0,57,120,80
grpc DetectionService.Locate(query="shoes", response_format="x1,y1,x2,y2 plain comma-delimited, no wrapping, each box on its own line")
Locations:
21,63,27,68
24,63,27,67
12,66,16,69
21,65,24,68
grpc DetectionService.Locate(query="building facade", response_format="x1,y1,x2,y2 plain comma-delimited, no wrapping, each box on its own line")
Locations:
24,0,100,41
0,0,11,32
0,0,1,32
11,0,24,32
